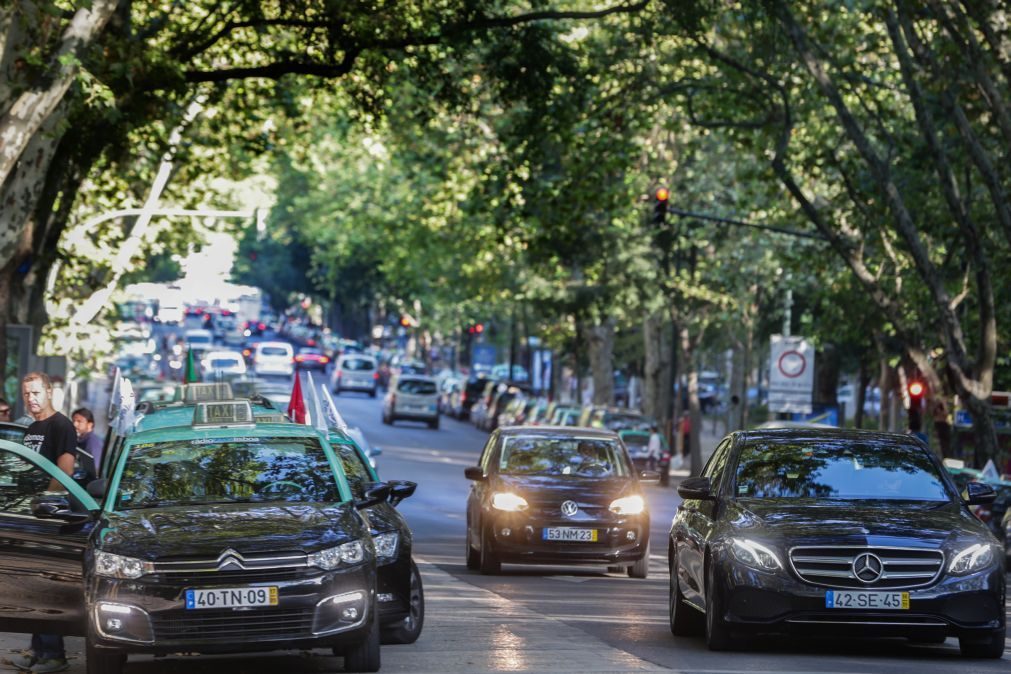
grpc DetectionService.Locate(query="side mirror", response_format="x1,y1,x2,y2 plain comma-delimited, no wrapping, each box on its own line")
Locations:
677,476,715,501
464,466,486,481
87,479,108,499
31,495,77,520
964,481,997,506
388,480,417,507
371,446,383,457
639,470,661,485
355,482,392,510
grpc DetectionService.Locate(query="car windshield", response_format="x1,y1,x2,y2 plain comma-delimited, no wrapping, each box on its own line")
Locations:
734,439,952,501
499,436,630,478
115,436,342,509
187,335,211,344
398,379,436,395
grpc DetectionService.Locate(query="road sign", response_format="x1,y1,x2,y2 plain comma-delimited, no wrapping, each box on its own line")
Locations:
769,335,814,414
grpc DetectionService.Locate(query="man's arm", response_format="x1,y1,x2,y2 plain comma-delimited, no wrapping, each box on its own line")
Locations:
48,453,76,491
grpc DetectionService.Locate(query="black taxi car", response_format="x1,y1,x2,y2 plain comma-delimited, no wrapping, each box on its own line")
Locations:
0,400,390,673
465,426,656,577
669,429,1005,657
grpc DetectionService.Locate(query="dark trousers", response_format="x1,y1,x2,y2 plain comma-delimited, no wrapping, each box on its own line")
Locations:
31,633,65,660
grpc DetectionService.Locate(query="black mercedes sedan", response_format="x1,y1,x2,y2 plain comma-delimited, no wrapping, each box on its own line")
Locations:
668,429,1005,657
465,426,657,577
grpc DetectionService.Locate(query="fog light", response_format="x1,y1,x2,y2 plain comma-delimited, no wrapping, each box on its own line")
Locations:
106,618,123,632
501,528,511,537
626,531,636,541
377,593,395,603
341,607,359,621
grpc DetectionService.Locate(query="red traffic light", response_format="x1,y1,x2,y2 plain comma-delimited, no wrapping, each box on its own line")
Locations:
655,187,669,202
475,323,484,334
908,381,925,397
400,317,411,327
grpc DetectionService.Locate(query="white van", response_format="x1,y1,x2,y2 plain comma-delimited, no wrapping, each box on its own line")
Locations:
184,329,214,356
383,375,440,429
253,341,295,377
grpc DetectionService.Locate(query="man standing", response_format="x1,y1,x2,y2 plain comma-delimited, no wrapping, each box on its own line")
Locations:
72,407,103,481
10,372,76,673
647,424,662,473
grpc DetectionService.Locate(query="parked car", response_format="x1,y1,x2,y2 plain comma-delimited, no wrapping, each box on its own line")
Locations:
333,354,379,397
468,381,499,430
549,405,582,426
669,428,1005,657
464,426,657,576
579,406,654,433
456,376,492,420
383,376,440,429
438,376,463,416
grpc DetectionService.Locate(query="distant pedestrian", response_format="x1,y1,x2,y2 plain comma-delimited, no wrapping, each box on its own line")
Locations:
9,372,76,673
647,425,662,472
72,407,103,481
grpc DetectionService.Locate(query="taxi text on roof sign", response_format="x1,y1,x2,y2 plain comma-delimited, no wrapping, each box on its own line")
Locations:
192,400,254,427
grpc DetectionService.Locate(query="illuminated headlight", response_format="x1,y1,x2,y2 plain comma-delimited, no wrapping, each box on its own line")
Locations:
492,492,528,512
373,532,399,561
730,538,782,572
948,543,995,575
609,495,645,515
309,540,365,570
95,551,151,579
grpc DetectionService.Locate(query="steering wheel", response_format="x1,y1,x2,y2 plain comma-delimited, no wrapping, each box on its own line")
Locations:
259,480,307,496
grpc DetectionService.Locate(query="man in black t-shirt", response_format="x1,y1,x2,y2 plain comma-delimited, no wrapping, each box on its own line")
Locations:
8,372,76,673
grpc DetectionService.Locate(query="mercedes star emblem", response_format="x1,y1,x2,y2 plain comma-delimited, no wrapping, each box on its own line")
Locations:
852,552,884,583
560,500,579,517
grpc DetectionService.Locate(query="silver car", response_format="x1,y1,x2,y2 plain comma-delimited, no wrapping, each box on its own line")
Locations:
333,354,378,397
383,375,440,429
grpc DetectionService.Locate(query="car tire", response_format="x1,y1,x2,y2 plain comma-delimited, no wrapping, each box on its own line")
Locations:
669,552,703,636
382,411,391,425
958,628,1006,658
381,560,425,645
333,386,341,395
341,605,381,672
370,389,377,399
628,541,650,579
86,629,126,674
660,469,670,487
429,417,440,430
479,526,500,575
466,523,480,570
704,560,734,651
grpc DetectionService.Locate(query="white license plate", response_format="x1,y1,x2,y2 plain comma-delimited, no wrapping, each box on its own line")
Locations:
542,527,598,542
185,587,279,610
825,590,909,610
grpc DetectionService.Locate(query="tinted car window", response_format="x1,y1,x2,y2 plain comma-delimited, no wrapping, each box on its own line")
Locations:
342,358,375,372
261,346,289,357
0,425,26,444
0,453,52,514
335,445,372,499
734,439,951,501
116,437,341,508
498,436,630,478
209,358,241,368
398,379,437,395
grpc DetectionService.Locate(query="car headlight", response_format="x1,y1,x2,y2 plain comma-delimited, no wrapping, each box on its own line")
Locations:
95,551,151,579
609,495,645,515
373,532,399,561
730,538,782,572
492,492,528,512
948,543,994,575
309,540,365,570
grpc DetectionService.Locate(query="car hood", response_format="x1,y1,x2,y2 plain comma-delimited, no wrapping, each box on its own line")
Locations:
729,498,985,547
495,474,635,508
98,502,364,559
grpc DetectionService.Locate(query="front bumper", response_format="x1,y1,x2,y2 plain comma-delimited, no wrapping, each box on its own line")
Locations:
484,511,649,565
714,555,1005,639
87,564,375,655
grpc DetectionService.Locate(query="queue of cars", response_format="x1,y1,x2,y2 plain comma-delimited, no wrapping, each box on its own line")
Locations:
0,376,423,672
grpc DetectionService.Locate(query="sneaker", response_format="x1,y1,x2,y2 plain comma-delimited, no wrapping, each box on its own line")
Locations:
27,658,69,673
6,652,35,671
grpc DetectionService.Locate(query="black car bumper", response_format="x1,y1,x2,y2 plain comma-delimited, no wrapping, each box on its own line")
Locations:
376,556,411,625
87,564,375,655
485,512,649,565
714,556,1005,640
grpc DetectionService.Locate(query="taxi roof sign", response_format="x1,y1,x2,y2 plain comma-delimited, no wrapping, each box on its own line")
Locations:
180,383,235,403
192,400,254,427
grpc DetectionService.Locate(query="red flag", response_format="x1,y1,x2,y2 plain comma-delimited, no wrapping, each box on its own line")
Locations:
288,375,307,424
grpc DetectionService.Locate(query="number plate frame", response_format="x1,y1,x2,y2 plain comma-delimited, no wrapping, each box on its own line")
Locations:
542,527,598,542
184,586,279,610
825,590,909,610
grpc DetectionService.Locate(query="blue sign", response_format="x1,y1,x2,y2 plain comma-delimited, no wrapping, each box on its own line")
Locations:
472,345,497,369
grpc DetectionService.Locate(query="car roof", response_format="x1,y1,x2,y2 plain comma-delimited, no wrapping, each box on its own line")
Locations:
257,341,292,349
738,427,923,445
134,401,284,433
498,425,620,439
126,421,320,446
204,350,243,358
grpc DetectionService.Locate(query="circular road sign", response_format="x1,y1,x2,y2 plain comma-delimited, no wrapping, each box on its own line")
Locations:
777,349,807,379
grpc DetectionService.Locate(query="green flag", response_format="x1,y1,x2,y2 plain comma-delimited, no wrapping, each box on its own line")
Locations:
184,348,200,383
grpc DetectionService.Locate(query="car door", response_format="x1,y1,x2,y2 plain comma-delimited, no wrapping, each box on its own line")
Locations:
677,438,731,607
0,440,100,636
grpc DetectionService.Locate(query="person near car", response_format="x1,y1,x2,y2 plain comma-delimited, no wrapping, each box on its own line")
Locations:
72,407,103,481
10,372,77,673
0,397,11,423
647,425,662,472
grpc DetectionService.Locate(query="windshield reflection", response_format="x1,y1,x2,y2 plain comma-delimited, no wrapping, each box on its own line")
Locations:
499,437,630,478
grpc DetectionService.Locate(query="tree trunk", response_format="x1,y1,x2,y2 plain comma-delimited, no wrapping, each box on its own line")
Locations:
678,323,705,477
584,318,615,406
854,360,870,430
728,337,747,431
642,311,671,429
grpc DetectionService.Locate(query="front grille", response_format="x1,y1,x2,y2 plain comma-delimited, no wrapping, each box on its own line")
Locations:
151,551,309,582
789,546,944,589
149,568,304,586
151,607,313,642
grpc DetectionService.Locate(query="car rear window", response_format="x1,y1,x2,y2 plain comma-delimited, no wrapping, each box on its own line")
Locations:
398,379,437,395
343,358,375,371
210,358,241,368
260,346,289,356
187,334,211,344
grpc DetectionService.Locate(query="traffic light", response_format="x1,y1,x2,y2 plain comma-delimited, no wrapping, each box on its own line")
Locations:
652,187,669,227
907,378,926,433
475,323,484,334
400,316,411,328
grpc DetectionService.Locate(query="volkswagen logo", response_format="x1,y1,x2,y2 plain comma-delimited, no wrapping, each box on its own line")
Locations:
852,552,884,583
560,500,579,518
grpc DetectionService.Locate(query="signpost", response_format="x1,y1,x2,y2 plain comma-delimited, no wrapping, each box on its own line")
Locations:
768,335,814,414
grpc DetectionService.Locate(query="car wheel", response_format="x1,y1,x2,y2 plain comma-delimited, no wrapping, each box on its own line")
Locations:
660,468,670,487
381,560,425,645
704,560,734,650
370,389,377,399
86,628,126,674
669,552,703,636
959,628,1006,658
429,416,440,430
333,386,341,395
628,541,650,579
341,605,381,672
466,522,480,570
382,411,391,425
479,526,500,575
